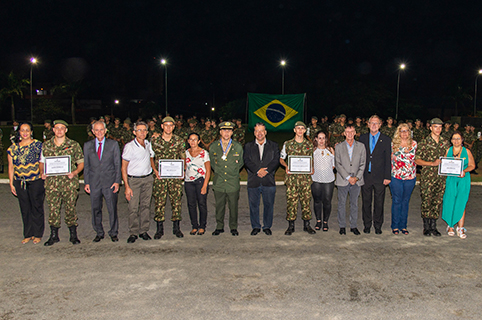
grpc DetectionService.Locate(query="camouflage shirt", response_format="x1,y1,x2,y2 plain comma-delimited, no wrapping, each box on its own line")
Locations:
412,127,426,143
306,124,322,141
233,126,246,146
281,137,313,183
43,128,55,141
415,134,450,179
331,123,346,145
380,126,396,139
41,137,84,188
151,134,185,163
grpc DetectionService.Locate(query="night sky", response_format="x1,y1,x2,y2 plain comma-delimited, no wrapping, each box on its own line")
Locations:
2,1,482,120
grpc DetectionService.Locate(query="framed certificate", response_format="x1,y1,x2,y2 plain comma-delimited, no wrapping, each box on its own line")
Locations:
288,155,312,174
439,157,464,176
158,159,185,179
44,156,71,176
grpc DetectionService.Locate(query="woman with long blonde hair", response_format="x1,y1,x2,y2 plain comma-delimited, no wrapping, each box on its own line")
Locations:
390,123,417,235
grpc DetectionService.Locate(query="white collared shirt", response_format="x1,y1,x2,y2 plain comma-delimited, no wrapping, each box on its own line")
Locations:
122,138,154,176
255,139,267,161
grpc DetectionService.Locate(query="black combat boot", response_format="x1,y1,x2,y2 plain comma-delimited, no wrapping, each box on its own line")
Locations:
44,226,60,246
154,221,164,239
431,219,442,237
173,220,184,238
69,225,81,245
423,218,431,236
284,221,295,235
303,220,316,234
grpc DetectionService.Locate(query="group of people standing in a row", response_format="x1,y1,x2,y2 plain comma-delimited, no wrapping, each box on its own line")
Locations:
7,113,474,245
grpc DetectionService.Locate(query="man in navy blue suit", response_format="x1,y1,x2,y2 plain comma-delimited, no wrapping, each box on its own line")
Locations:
359,115,392,234
84,121,122,242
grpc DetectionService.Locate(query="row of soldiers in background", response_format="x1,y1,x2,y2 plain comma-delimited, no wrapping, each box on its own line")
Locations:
84,114,246,150
306,114,482,173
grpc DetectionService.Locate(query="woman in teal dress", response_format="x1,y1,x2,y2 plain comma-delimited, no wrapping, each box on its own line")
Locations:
442,131,475,239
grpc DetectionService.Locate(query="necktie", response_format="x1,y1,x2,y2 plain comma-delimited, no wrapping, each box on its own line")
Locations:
97,142,102,160
371,135,376,153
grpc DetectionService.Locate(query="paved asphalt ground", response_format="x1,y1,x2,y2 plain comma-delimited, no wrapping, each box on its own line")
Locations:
1,183,482,320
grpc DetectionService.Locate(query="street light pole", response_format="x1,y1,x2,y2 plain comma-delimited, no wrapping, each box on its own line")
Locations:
474,70,482,117
161,59,168,116
280,60,286,95
30,58,37,123
395,63,406,120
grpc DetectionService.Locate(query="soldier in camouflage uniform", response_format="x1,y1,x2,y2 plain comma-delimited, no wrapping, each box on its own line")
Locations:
199,119,216,149
441,121,453,141
174,120,188,141
466,125,478,173
43,120,54,142
105,115,114,133
280,121,316,235
475,126,482,171
306,116,322,142
233,119,246,146
9,120,19,144
41,120,84,246
86,117,96,141
331,114,346,145
121,119,135,146
151,116,186,239
412,119,426,143
108,118,124,150
414,118,450,237
354,116,364,141
185,119,200,140
380,117,396,138
147,119,161,139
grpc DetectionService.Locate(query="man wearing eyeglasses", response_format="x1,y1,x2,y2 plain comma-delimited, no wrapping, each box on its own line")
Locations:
359,115,392,234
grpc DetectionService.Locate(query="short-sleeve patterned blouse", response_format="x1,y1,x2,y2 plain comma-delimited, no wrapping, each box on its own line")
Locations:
391,140,417,180
185,148,210,182
7,140,43,181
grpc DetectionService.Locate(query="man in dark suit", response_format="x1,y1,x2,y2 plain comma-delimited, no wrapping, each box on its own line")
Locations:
84,121,122,242
243,123,280,235
359,115,392,234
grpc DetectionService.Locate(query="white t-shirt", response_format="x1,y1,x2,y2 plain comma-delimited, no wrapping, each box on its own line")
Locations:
122,138,154,176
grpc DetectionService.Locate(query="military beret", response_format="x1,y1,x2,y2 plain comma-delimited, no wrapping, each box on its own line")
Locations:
339,114,346,118
44,119,52,124
162,116,175,124
311,116,318,120
124,118,132,124
430,118,444,125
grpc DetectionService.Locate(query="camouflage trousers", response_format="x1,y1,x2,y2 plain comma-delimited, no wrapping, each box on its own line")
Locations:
45,179,79,228
475,141,482,165
285,176,312,221
153,178,183,222
420,173,446,219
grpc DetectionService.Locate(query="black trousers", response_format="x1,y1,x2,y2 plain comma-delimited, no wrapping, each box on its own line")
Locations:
361,176,387,229
184,177,208,229
14,179,45,238
311,181,334,222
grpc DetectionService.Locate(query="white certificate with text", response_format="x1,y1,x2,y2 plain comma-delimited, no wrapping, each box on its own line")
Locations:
44,156,71,176
158,159,185,179
288,155,312,174
439,157,464,176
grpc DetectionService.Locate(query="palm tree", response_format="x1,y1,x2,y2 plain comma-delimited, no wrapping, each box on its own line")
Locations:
0,72,29,121
52,81,83,124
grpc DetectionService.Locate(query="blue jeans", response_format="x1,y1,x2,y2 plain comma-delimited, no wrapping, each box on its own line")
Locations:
247,185,276,229
390,177,416,230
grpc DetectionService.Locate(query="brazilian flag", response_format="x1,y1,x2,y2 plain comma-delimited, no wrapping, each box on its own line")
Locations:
248,93,305,132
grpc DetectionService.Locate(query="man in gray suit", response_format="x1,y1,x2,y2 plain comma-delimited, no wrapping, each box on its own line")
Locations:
335,124,366,235
84,121,122,242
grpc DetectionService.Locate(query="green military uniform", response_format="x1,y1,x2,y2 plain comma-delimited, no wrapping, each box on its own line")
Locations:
109,125,124,150
441,128,453,141
86,123,95,141
412,127,426,143
151,134,185,222
200,127,216,149
174,126,188,140
463,130,477,152
209,137,244,230
233,126,246,146
380,126,396,139
185,127,199,139
121,127,135,145
306,124,322,142
43,127,54,141
9,126,18,144
281,138,313,221
42,137,84,228
147,126,161,140
354,124,365,141
331,123,346,145
415,135,450,219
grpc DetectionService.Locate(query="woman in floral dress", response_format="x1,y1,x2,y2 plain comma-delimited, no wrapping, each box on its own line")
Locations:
185,133,211,235
390,123,417,235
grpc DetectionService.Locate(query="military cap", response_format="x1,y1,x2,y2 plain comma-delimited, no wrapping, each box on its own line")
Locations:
355,116,362,120
415,119,421,122
219,121,235,129
115,117,120,121
339,114,346,118
53,120,69,127
188,119,198,124
294,121,306,128
430,118,444,125
387,117,394,120
44,119,52,124
311,116,318,120
124,118,132,124
162,116,175,123
406,119,413,123
99,116,105,120
445,120,452,125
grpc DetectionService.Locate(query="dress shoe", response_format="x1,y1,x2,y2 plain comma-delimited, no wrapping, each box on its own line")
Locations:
339,228,346,235
363,227,370,234
139,232,151,240
93,235,104,242
231,229,239,236
375,228,382,235
127,235,137,243
350,228,360,235
110,235,119,242
212,229,224,236
263,228,272,236
251,228,261,236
